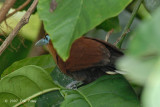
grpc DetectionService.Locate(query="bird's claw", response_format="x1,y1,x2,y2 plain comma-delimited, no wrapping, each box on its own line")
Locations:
66,81,83,90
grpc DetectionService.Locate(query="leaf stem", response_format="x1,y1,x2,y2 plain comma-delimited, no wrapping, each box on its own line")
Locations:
13,88,60,107
76,90,93,107
115,0,144,49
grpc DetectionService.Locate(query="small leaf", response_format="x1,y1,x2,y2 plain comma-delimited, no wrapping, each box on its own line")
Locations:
38,0,132,61
97,17,121,32
1,55,56,77
0,65,60,107
61,75,140,107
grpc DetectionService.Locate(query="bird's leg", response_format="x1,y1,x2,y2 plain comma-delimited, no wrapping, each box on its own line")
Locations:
105,29,114,42
66,81,83,90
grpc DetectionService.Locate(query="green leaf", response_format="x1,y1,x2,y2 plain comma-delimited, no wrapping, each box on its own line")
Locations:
36,66,73,107
0,65,60,107
37,0,132,61
117,7,160,107
128,8,160,56
1,54,56,78
117,56,158,85
142,59,160,107
97,17,121,32
61,75,140,107
51,66,74,87
36,90,64,107
117,7,160,85
0,36,32,76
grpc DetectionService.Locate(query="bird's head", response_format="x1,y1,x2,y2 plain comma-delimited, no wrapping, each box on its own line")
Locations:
35,35,50,46
35,35,58,62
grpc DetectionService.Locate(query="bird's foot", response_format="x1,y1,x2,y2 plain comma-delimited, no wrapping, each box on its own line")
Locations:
66,81,83,90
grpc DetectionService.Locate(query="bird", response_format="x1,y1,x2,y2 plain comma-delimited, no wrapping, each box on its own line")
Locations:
36,35,123,86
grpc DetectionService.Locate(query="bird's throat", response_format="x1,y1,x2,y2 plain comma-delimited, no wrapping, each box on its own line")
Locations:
47,41,58,64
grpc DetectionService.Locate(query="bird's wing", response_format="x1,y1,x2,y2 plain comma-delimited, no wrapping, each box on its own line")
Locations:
87,37,124,65
65,37,111,72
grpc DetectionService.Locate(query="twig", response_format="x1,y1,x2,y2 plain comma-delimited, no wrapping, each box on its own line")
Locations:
0,0,38,56
0,38,3,42
105,29,114,42
0,0,17,24
115,0,144,49
114,29,130,46
6,0,31,19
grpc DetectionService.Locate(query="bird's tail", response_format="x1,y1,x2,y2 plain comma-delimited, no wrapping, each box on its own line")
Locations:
105,70,126,75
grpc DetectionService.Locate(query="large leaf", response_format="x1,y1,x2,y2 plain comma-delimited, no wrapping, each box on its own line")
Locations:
117,7,160,107
1,54,56,77
35,66,73,107
128,8,160,56
0,65,59,107
117,56,158,85
142,60,160,107
0,36,32,76
38,0,132,61
61,75,140,107
117,7,160,85
97,17,121,32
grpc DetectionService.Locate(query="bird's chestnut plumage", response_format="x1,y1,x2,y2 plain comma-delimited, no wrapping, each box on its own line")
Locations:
36,36,123,84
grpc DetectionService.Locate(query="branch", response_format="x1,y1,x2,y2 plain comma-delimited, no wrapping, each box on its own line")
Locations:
105,29,114,42
6,0,31,19
115,0,144,49
0,0,38,56
0,0,17,24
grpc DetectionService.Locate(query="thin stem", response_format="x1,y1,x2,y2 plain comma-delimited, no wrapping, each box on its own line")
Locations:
105,29,114,42
13,88,60,107
76,90,93,107
115,0,144,49
0,0,16,24
0,0,38,56
6,0,31,19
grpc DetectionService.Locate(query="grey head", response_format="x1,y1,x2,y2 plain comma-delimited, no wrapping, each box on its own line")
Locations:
35,35,50,46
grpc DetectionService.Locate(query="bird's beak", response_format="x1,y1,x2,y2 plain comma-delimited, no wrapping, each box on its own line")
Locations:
35,38,48,46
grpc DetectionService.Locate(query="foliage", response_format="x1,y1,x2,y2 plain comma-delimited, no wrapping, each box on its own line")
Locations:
13,0,37,13
61,75,140,107
1,54,56,78
0,65,60,107
37,0,132,61
97,17,121,32
117,7,160,107
0,36,32,76
1,0,160,107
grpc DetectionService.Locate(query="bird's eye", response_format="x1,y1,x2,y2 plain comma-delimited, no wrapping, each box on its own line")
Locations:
45,35,50,41
46,37,48,40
